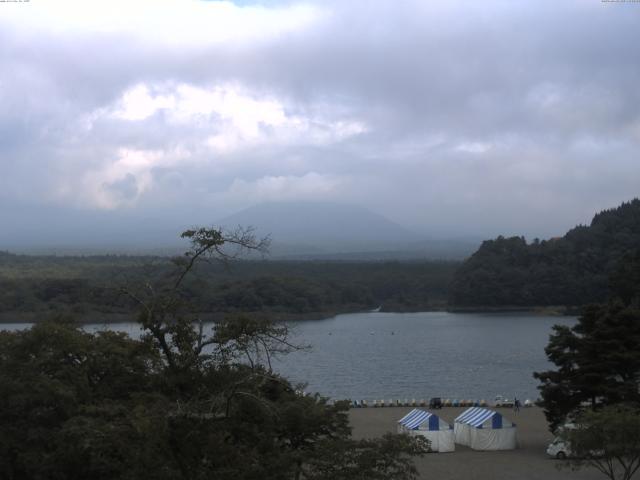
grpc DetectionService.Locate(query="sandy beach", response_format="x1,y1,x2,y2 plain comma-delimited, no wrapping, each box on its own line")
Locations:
349,406,603,479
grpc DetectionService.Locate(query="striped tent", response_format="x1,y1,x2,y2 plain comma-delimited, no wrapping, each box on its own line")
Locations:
397,409,455,452
454,407,517,450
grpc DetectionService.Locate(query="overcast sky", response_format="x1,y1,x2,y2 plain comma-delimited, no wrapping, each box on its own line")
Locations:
1,0,639,246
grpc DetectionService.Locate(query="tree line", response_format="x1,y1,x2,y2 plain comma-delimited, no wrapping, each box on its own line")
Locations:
0,254,457,320
450,199,640,307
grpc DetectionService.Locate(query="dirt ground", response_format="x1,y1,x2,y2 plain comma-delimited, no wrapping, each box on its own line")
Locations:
349,406,604,480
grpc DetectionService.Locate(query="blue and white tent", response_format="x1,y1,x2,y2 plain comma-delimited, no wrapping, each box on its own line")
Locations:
397,409,455,452
454,407,517,450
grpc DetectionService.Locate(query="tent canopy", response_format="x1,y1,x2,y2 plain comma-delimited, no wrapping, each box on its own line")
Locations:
455,407,513,429
454,407,517,450
398,409,451,431
398,409,455,452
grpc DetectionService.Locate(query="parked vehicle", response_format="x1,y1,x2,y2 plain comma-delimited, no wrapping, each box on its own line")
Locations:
546,424,601,459
546,437,570,459
429,397,443,409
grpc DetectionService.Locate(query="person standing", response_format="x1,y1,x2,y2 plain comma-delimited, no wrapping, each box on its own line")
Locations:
513,397,521,413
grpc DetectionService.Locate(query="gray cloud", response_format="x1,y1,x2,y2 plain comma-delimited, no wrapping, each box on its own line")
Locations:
103,173,139,202
1,0,639,246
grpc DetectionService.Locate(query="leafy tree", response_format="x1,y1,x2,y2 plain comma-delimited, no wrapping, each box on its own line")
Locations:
302,433,429,480
534,302,640,431
0,317,164,479
535,247,640,432
0,227,427,480
560,405,640,480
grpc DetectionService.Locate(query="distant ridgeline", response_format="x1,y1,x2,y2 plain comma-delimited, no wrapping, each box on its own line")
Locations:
450,199,640,308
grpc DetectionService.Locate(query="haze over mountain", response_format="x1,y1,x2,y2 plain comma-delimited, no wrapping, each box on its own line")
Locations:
219,202,418,247
0,201,478,259
217,202,479,259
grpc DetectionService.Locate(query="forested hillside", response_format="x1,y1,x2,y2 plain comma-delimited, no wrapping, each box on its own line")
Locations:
0,253,457,321
450,199,640,307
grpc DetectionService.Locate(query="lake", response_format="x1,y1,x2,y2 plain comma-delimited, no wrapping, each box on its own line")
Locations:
1,311,574,403
275,311,574,402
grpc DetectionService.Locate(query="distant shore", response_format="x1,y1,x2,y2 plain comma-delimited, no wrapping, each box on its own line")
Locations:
447,305,582,316
0,304,582,324
0,308,367,325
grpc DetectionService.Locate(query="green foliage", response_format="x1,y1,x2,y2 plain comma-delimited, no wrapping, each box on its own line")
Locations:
610,250,640,306
561,405,640,480
302,433,429,480
451,199,640,307
534,302,640,432
0,228,426,480
0,318,164,479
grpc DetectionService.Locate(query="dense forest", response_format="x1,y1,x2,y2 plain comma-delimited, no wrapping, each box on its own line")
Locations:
0,252,458,322
450,199,640,307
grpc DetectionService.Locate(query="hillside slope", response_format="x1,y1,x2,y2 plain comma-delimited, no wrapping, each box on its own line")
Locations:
450,199,640,307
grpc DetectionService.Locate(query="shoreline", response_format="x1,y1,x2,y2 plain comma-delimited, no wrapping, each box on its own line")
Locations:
447,305,582,316
0,308,370,325
0,305,581,324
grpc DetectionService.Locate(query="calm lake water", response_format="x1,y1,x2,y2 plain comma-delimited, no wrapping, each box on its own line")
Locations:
276,311,575,402
1,311,574,403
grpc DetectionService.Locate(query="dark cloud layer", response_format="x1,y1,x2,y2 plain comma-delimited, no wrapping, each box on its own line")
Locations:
1,0,639,247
